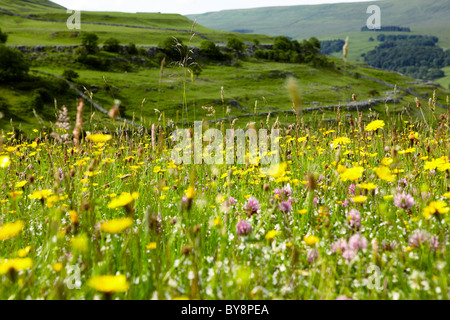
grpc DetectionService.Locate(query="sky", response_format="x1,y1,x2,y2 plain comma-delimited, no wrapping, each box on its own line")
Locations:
51,0,376,15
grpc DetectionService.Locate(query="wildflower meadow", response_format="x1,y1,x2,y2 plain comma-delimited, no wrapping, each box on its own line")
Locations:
0,93,449,301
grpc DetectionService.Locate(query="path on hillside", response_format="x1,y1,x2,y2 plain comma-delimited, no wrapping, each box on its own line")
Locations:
343,70,449,110
35,70,407,127
0,7,219,42
209,95,402,123
34,70,145,130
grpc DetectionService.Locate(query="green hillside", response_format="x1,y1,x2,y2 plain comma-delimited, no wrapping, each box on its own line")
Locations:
187,0,450,46
0,0,64,12
0,0,272,46
188,0,450,86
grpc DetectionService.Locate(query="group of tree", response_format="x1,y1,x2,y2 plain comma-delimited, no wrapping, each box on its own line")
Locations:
363,35,450,80
375,34,438,43
0,28,29,82
361,26,411,32
254,36,331,67
75,32,140,71
320,39,345,55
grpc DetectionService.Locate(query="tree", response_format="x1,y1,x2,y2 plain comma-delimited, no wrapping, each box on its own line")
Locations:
273,36,293,52
126,43,138,55
227,37,245,56
103,38,120,53
0,45,29,82
159,37,186,62
81,32,99,54
308,37,321,51
199,40,224,60
0,28,7,44
62,69,80,81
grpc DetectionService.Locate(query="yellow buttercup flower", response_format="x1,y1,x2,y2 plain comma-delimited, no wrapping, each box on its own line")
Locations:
332,137,351,146
374,166,395,182
340,166,364,182
265,230,279,240
423,201,449,220
438,163,450,172
146,242,157,250
352,195,368,203
0,156,11,168
52,262,63,272
4,146,17,153
443,193,450,199
0,221,24,241
17,246,31,258
261,162,287,178
304,235,319,245
88,275,129,293
185,186,195,200
101,217,133,233
69,210,79,224
381,158,393,166
86,134,112,143
71,234,89,253
28,189,53,200
15,181,27,188
409,132,419,140
0,258,33,274
424,157,447,171
107,192,139,209
365,120,385,132
358,182,377,191
9,191,23,200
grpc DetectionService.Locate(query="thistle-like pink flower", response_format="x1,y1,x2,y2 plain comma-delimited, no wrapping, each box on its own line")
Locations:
348,184,356,196
348,234,368,251
348,208,361,229
332,239,347,253
282,184,292,198
336,296,352,300
393,192,415,210
226,197,237,206
307,248,319,263
342,249,357,261
279,201,293,214
398,178,408,189
245,197,260,215
236,220,252,236
408,229,431,248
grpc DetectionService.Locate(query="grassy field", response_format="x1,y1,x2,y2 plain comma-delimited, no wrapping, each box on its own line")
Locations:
436,67,450,90
0,102,449,300
2,51,449,135
1,0,450,302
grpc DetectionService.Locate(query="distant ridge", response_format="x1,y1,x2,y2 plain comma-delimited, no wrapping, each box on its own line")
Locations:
0,0,65,12
187,0,450,41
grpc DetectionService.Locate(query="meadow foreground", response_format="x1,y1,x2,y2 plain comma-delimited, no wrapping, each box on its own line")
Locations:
0,107,449,300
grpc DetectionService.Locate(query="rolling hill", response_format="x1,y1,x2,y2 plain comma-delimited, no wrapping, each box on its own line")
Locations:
187,0,450,46
187,0,450,87
0,0,272,46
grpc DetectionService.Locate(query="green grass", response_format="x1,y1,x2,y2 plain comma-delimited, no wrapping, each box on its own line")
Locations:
436,67,450,90
3,53,449,134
